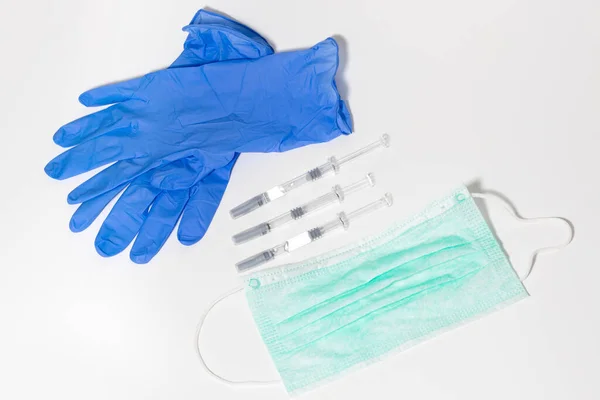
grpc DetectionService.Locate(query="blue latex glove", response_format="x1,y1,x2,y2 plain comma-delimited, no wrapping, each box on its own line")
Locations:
45,37,350,188
64,9,273,263
46,25,352,262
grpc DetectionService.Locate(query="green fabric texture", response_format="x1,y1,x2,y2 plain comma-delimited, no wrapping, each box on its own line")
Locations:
245,186,528,394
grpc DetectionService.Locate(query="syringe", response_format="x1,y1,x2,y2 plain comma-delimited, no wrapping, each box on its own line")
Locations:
230,134,391,219
232,173,376,245
236,193,394,272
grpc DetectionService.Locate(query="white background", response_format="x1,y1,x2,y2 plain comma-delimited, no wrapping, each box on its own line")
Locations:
0,1,598,399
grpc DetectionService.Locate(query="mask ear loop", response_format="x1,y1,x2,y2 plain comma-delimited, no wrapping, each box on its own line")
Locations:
471,193,574,281
195,286,280,387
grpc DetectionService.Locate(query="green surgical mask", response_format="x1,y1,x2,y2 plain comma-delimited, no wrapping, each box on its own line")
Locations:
196,186,572,395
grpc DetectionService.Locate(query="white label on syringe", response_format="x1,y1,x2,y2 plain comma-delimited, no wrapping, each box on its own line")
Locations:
266,186,286,201
284,232,312,252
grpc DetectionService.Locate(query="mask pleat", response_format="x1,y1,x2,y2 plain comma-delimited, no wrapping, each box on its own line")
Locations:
274,245,490,354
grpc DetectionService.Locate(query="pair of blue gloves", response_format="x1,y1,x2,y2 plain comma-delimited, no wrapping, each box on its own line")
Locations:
45,9,352,263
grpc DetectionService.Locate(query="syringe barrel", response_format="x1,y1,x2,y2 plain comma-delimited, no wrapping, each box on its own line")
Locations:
301,191,340,215
267,212,294,230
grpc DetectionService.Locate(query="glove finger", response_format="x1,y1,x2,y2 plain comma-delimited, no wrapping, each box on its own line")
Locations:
129,190,189,264
67,158,154,204
52,105,128,148
69,183,127,232
94,184,160,257
44,128,136,180
177,156,237,245
78,76,147,107
67,154,209,205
